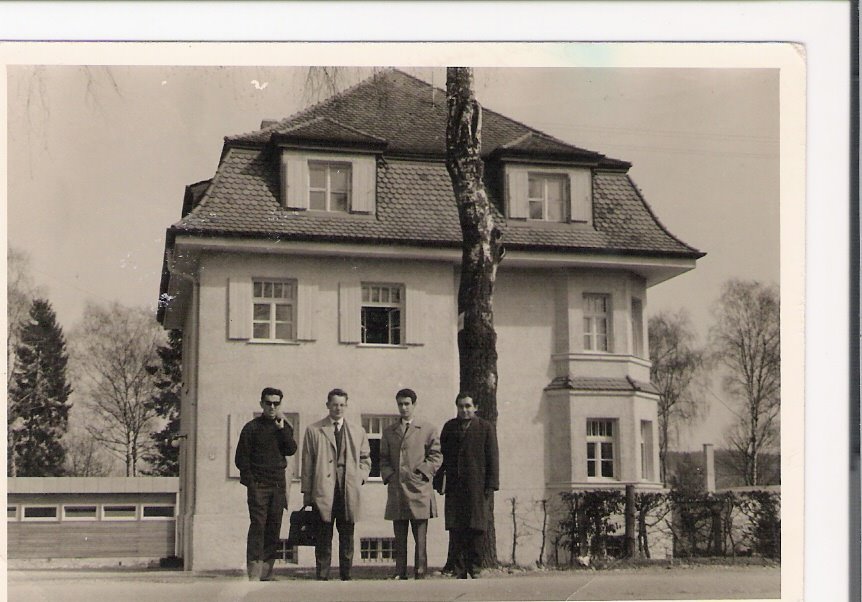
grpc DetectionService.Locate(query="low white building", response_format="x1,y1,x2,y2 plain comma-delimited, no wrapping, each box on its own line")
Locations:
157,69,703,571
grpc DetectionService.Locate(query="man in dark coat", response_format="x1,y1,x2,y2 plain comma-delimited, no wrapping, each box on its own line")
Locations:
235,387,298,581
433,393,499,579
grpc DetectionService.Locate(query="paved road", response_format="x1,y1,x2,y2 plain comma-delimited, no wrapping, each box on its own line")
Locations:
9,566,780,601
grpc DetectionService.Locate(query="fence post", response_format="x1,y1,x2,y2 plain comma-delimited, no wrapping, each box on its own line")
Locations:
624,484,636,558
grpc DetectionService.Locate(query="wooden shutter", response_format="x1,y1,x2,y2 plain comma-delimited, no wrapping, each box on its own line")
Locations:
506,167,529,219
227,278,252,340
296,281,318,341
338,282,361,343
282,152,308,210
404,286,425,345
569,168,592,223
350,155,376,214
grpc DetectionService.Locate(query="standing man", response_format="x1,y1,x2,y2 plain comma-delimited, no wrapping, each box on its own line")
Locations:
379,388,443,580
302,388,370,581
433,393,499,579
235,387,298,581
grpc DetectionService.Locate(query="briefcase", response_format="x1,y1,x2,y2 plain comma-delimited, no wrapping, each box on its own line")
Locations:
285,505,321,547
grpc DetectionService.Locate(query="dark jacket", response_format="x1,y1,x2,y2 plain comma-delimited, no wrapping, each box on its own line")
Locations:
234,416,297,487
433,415,499,531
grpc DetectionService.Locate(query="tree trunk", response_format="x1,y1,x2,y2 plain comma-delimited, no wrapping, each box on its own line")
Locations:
445,66,503,569
624,485,636,558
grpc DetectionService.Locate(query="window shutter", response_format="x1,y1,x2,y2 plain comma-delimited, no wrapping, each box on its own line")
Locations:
404,286,425,346
227,278,252,340
282,153,308,210
338,282,361,343
350,155,376,214
296,281,318,341
568,168,592,223
506,167,529,219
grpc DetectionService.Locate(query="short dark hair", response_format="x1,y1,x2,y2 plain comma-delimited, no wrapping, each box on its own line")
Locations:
261,387,283,402
455,392,475,405
327,388,349,403
395,388,417,403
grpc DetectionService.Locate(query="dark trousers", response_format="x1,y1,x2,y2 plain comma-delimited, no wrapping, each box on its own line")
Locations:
450,528,483,577
393,519,428,578
246,481,286,563
315,484,354,579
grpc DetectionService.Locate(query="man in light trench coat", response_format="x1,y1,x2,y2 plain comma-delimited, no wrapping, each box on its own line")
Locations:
379,388,443,580
302,388,371,581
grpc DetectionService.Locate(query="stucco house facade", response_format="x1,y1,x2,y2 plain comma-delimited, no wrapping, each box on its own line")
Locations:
157,69,703,571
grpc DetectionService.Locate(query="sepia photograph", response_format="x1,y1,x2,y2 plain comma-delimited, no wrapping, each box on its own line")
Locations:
1,12,844,600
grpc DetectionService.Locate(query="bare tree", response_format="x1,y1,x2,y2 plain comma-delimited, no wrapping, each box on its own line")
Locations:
63,429,112,476
445,66,504,567
649,310,707,483
71,301,166,476
710,279,780,486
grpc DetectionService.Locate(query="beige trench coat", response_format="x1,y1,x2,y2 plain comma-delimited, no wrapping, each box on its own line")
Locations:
379,419,442,520
301,417,370,523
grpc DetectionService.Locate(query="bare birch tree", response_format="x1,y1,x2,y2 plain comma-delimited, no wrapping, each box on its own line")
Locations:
648,310,706,483
445,67,504,566
71,301,165,476
710,279,780,486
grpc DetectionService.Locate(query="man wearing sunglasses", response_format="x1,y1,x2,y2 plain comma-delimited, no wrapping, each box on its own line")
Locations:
235,387,298,581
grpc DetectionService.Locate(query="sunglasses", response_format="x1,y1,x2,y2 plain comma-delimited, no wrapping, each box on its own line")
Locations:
263,401,281,407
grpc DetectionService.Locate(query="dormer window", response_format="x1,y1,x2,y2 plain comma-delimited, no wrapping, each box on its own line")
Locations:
506,164,592,224
309,162,351,212
528,173,568,222
281,151,375,214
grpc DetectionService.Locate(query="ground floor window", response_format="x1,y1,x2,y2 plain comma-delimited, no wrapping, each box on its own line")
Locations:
360,537,395,563
586,419,616,479
275,540,298,563
22,505,58,521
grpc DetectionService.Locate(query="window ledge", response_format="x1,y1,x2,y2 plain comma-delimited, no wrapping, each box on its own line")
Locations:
294,209,377,221
248,339,302,346
505,219,592,230
355,343,410,349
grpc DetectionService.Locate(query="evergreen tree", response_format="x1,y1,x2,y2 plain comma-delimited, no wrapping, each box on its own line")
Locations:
8,298,73,476
141,329,181,476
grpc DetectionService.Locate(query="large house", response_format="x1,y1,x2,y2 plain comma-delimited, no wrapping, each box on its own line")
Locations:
157,69,703,571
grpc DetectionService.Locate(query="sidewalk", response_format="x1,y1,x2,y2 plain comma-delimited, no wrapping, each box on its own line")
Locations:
9,565,780,601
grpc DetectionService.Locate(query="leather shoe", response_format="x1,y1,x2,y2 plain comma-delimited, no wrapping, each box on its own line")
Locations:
414,573,426,580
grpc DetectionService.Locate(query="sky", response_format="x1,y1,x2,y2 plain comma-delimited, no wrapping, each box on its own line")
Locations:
6,64,779,450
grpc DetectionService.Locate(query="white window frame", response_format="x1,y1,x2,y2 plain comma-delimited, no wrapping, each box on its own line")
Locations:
7,504,18,521
586,419,617,480
141,504,177,521
362,414,400,481
251,279,297,342
360,537,396,563
360,284,404,346
62,504,99,522
583,293,612,352
631,297,644,358
640,420,655,481
22,505,59,522
275,539,299,564
527,172,569,222
308,161,352,212
100,504,138,521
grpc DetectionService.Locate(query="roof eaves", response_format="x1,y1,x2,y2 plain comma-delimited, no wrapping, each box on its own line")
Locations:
624,174,705,257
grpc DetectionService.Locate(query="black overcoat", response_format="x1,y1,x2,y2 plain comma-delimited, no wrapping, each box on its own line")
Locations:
432,415,499,531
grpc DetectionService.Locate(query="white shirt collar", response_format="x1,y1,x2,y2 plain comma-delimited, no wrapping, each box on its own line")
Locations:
330,418,344,428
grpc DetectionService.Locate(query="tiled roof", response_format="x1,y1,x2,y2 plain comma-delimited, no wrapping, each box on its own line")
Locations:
227,69,620,165
173,148,700,257
545,376,660,394
274,117,387,148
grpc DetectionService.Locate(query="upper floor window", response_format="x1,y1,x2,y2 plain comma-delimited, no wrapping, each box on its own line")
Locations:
361,284,403,345
309,162,351,212
587,419,616,479
253,280,296,341
506,165,592,224
583,293,611,352
362,415,400,478
631,297,644,357
528,174,568,222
